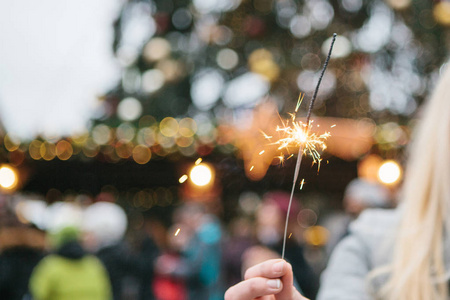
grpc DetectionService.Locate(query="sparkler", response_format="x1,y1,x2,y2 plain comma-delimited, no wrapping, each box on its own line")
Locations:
278,33,337,259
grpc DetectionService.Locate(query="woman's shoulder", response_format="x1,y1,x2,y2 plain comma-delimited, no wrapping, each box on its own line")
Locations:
317,209,400,300
349,208,400,239
344,208,400,267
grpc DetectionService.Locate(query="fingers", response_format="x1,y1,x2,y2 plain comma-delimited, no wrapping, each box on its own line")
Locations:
243,259,307,300
275,262,297,300
224,277,283,300
227,259,307,300
244,259,287,280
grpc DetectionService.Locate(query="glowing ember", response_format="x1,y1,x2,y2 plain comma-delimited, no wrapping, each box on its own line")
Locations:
300,179,305,190
174,228,181,236
179,174,188,183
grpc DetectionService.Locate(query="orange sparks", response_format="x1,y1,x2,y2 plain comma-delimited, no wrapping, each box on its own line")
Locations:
250,166,254,171
174,228,181,236
263,112,330,169
259,150,265,155
295,93,305,112
195,158,202,165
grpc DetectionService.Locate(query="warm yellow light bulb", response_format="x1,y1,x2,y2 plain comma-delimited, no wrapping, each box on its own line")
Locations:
190,164,212,186
0,165,18,189
378,160,402,185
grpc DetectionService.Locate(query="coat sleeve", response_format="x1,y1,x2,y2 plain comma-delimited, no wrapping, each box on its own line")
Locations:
317,209,391,300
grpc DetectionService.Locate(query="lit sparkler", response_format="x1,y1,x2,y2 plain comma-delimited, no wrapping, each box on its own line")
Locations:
269,105,331,170
276,33,337,260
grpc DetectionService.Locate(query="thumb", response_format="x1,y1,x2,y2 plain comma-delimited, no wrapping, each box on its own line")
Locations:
275,261,309,300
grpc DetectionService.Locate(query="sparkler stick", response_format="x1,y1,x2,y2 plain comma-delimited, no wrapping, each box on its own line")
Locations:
281,33,337,260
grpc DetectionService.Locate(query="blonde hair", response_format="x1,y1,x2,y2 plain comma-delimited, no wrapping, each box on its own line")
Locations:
374,64,450,299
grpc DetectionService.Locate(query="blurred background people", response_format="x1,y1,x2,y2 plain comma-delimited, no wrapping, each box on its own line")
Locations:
242,191,319,299
322,155,393,257
152,222,189,300
221,215,254,288
83,200,159,300
29,226,111,300
155,202,223,300
0,195,46,300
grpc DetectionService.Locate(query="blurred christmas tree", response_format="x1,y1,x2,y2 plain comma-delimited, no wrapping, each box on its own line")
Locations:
3,0,450,168
91,0,450,163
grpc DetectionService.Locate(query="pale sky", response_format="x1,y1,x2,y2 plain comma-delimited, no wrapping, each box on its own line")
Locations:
0,0,121,140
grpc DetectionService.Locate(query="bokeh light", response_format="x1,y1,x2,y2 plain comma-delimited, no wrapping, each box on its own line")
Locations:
56,140,73,161
248,49,280,82
156,133,176,149
322,35,352,58
176,136,194,148
0,165,18,190
172,8,192,30
297,70,336,99
142,69,165,93
190,164,213,187
115,141,134,159
117,97,143,121
342,0,363,12
223,72,269,108
143,37,171,62
290,15,311,38
191,69,224,110
29,140,43,160
40,142,56,161
309,0,334,30
385,0,412,10
92,124,112,145
132,144,151,164
303,225,329,247
82,138,100,158
179,118,197,137
137,127,157,146
116,123,136,143
156,59,183,82
160,117,179,137
378,160,402,185
4,134,20,152
433,2,450,26
216,48,239,70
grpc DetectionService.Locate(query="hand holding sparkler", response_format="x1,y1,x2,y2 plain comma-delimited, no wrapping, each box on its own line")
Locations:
225,259,308,300
225,34,336,300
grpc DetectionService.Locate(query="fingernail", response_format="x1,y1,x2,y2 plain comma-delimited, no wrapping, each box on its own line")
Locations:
272,261,284,273
267,279,281,289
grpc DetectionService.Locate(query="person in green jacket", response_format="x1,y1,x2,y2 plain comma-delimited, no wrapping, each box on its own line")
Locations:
29,226,112,300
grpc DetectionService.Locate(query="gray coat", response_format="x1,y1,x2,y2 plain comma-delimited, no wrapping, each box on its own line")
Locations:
317,209,400,300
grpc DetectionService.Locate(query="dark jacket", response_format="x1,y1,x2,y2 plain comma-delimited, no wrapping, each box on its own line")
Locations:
0,246,45,300
97,237,159,300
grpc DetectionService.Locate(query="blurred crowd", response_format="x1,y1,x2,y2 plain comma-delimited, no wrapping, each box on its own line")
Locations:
0,162,395,300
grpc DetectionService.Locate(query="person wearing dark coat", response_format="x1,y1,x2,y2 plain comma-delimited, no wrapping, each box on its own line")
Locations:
0,225,46,300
